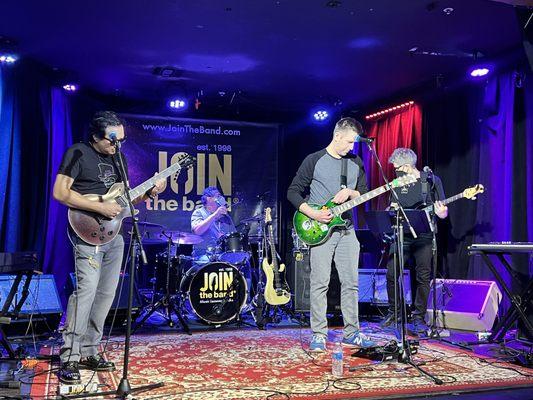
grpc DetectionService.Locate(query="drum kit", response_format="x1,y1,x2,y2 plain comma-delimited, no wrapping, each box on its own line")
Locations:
125,214,264,331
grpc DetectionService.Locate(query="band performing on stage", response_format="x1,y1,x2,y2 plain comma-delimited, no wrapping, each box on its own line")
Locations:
48,111,490,383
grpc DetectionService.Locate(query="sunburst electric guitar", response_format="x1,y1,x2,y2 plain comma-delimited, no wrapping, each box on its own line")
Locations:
262,207,291,306
68,153,195,245
293,174,417,246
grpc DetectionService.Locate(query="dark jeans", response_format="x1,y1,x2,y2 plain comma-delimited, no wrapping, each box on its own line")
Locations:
386,234,433,321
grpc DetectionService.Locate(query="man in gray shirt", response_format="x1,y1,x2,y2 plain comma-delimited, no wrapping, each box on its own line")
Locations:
287,117,376,352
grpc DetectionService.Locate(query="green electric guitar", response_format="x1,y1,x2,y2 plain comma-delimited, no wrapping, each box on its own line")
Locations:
293,175,416,246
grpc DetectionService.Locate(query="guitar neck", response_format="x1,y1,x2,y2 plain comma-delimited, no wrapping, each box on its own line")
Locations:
422,193,463,212
127,162,182,200
331,183,391,214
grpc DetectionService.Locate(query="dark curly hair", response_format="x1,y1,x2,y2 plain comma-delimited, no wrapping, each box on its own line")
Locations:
88,111,123,142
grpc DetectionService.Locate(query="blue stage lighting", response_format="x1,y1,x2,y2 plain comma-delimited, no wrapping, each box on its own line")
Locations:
62,84,78,92
168,99,187,110
313,110,329,121
0,54,17,64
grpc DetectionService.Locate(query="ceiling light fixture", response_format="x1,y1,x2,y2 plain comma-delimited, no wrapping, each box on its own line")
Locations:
365,101,414,120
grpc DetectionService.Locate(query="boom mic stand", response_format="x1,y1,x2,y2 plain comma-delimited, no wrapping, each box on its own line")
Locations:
363,141,443,385
65,140,163,399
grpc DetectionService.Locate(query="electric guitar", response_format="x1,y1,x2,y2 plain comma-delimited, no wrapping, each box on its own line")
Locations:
417,184,484,212
68,153,194,245
262,207,291,306
293,175,416,246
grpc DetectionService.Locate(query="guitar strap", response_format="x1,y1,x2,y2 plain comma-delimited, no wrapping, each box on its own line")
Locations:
340,158,348,189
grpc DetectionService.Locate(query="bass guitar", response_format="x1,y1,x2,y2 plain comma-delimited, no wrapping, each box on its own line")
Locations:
417,184,484,212
262,207,291,306
293,174,416,246
68,153,194,245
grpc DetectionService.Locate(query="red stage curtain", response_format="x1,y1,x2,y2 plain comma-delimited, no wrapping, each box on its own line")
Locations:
365,104,423,209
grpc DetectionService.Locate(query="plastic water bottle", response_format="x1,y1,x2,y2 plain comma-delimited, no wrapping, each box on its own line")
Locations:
332,341,343,377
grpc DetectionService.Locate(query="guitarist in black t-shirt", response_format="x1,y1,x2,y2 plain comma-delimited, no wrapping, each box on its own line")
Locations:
53,111,165,384
381,148,448,336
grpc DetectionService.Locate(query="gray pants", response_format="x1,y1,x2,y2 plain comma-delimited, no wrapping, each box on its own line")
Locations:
60,234,124,363
310,229,360,337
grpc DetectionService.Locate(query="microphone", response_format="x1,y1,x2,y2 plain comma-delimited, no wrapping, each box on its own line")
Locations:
355,135,375,144
215,196,228,208
423,166,433,179
108,131,121,148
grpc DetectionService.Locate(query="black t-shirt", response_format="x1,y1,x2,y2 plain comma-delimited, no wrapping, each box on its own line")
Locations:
391,173,445,209
57,142,128,195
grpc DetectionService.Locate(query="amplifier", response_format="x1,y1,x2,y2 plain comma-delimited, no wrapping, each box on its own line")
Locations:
359,269,412,304
426,279,502,332
290,250,341,313
67,272,141,327
290,251,412,312
0,274,62,337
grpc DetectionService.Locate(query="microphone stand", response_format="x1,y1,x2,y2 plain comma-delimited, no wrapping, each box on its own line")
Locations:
65,141,164,399
364,142,443,385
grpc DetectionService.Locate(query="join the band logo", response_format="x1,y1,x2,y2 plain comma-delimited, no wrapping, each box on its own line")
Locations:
199,270,236,300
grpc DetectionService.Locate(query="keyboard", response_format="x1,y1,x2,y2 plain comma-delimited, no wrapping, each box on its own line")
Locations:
469,242,533,253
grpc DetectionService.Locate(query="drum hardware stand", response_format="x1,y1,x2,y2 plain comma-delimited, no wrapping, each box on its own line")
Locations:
132,232,191,335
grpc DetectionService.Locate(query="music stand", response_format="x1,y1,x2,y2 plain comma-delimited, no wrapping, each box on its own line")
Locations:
364,209,443,385
366,210,435,325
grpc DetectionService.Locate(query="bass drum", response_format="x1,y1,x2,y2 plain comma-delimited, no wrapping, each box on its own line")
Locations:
179,262,247,324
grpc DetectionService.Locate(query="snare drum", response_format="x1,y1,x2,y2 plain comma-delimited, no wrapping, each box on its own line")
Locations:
217,232,250,265
179,262,247,324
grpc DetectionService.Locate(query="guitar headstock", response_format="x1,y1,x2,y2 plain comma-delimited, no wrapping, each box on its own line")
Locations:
173,153,195,181
391,174,417,188
265,207,272,224
463,184,484,200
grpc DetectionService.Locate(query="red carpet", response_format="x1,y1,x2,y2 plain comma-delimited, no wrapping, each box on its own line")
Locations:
31,328,533,399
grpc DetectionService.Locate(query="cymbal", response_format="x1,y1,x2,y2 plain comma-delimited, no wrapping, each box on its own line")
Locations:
160,231,204,245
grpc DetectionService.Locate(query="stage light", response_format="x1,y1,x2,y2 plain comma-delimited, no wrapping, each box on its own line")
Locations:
168,99,187,110
0,54,17,64
313,110,329,121
470,67,490,77
365,100,415,120
62,84,78,92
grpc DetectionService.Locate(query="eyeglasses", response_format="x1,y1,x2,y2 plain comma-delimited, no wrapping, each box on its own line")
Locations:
104,137,126,144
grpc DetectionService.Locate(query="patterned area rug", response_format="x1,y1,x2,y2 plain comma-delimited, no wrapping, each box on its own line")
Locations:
31,328,533,399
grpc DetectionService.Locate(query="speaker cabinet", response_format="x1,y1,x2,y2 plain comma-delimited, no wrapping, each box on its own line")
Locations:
426,279,502,332
359,269,412,304
67,273,141,327
0,274,62,338
291,250,341,313
290,253,412,312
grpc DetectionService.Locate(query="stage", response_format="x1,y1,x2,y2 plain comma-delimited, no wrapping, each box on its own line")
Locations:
2,318,532,400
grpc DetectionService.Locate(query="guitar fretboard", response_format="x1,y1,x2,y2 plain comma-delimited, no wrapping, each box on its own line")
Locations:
331,184,390,215
119,158,186,203
421,193,463,212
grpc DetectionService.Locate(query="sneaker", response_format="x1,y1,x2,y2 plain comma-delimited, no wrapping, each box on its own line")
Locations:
408,318,428,336
380,311,399,328
309,334,327,352
342,332,376,349
58,361,81,384
79,355,116,371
